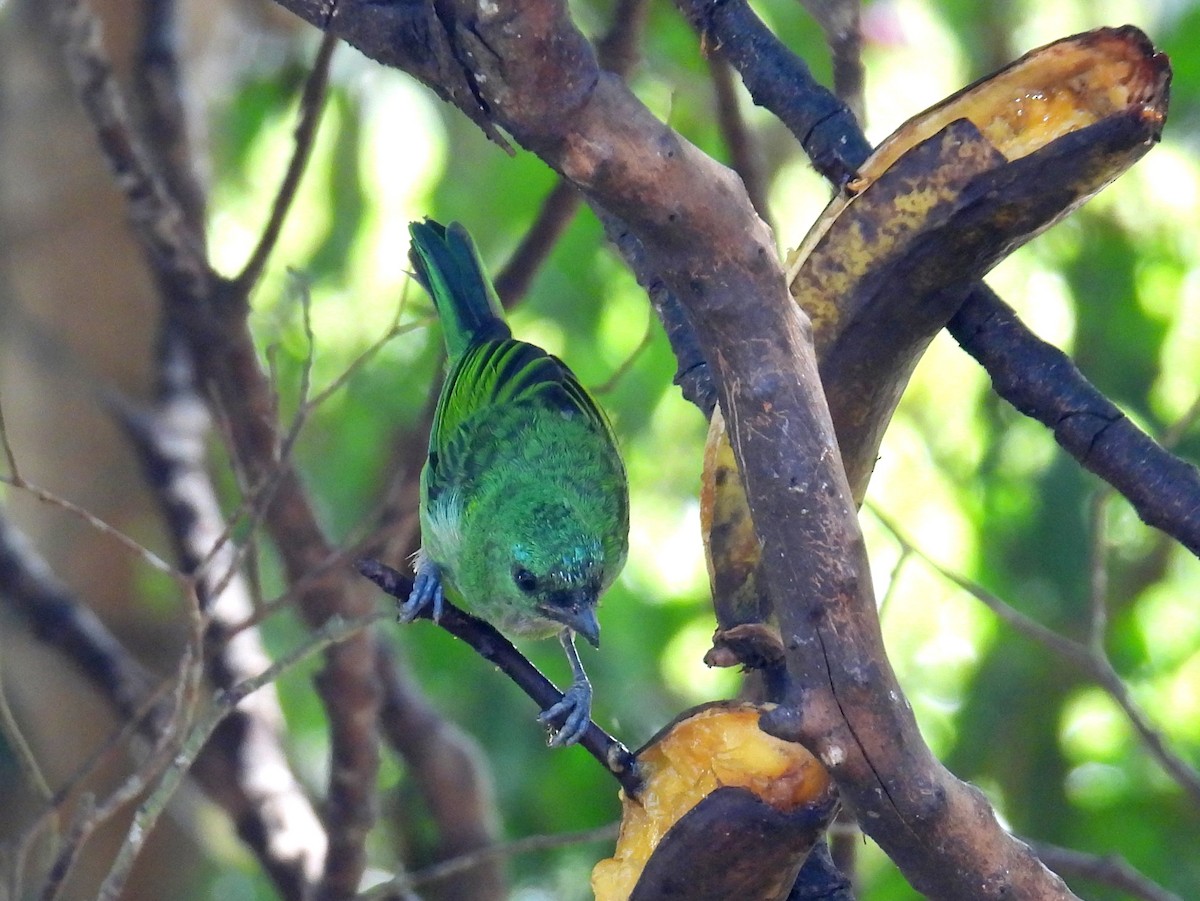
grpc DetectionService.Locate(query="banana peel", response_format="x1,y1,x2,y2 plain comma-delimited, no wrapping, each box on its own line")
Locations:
591,703,837,901
702,25,1170,632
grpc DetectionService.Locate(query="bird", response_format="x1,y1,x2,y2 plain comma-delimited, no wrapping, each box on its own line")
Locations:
400,218,630,747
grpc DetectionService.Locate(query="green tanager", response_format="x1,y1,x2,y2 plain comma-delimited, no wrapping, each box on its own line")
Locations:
401,219,630,747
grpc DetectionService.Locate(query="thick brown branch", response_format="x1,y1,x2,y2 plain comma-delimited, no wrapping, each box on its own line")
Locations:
254,2,1081,896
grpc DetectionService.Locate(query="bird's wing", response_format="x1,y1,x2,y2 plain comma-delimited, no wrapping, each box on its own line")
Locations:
427,338,612,486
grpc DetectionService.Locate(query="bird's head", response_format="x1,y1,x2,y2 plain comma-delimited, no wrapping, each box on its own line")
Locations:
479,498,607,646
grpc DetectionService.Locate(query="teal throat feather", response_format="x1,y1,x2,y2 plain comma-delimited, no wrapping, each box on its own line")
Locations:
400,219,629,747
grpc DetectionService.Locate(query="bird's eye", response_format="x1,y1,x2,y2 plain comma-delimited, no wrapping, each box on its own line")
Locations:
513,568,538,593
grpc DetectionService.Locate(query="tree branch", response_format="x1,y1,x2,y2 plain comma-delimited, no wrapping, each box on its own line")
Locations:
252,1,1081,894
947,287,1200,557
233,29,337,294
0,511,326,899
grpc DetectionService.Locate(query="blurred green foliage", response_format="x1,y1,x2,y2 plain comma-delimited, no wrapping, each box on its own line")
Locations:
202,0,1200,897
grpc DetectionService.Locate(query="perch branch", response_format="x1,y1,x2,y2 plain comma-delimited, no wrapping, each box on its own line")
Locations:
357,559,643,797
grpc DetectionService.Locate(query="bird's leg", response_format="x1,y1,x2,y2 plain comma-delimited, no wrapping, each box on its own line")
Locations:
399,551,445,623
539,628,593,747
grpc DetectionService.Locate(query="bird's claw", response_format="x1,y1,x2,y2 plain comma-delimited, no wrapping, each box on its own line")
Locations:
539,680,592,748
399,561,444,623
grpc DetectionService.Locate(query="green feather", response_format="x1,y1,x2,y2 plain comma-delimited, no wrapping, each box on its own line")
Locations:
408,220,510,360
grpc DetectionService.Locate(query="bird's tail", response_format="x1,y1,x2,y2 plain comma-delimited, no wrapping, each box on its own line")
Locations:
408,219,511,360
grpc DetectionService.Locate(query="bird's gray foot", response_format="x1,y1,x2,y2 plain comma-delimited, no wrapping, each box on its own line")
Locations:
540,677,592,748
399,554,444,623
539,628,593,747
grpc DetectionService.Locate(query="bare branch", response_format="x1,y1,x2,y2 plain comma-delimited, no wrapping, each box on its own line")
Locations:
675,0,869,185
134,0,207,231
359,823,619,898
493,181,583,307
947,288,1200,558
94,611,381,901
53,2,385,891
233,31,338,294
0,644,54,801
0,421,177,577
491,0,650,308
44,638,203,901
53,0,216,307
798,0,865,123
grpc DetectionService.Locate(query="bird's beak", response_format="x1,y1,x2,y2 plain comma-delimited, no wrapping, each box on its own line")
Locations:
569,606,601,648
555,603,601,649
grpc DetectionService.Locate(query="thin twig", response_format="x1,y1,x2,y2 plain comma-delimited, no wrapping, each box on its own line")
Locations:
233,30,338,294
590,310,656,395
43,641,200,901
0,473,175,576
870,505,1200,809
493,181,583,307
10,676,176,901
0,646,53,802
1086,490,1111,652
200,289,421,608
0,395,22,480
876,546,911,616
490,0,650,307
798,0,865,123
